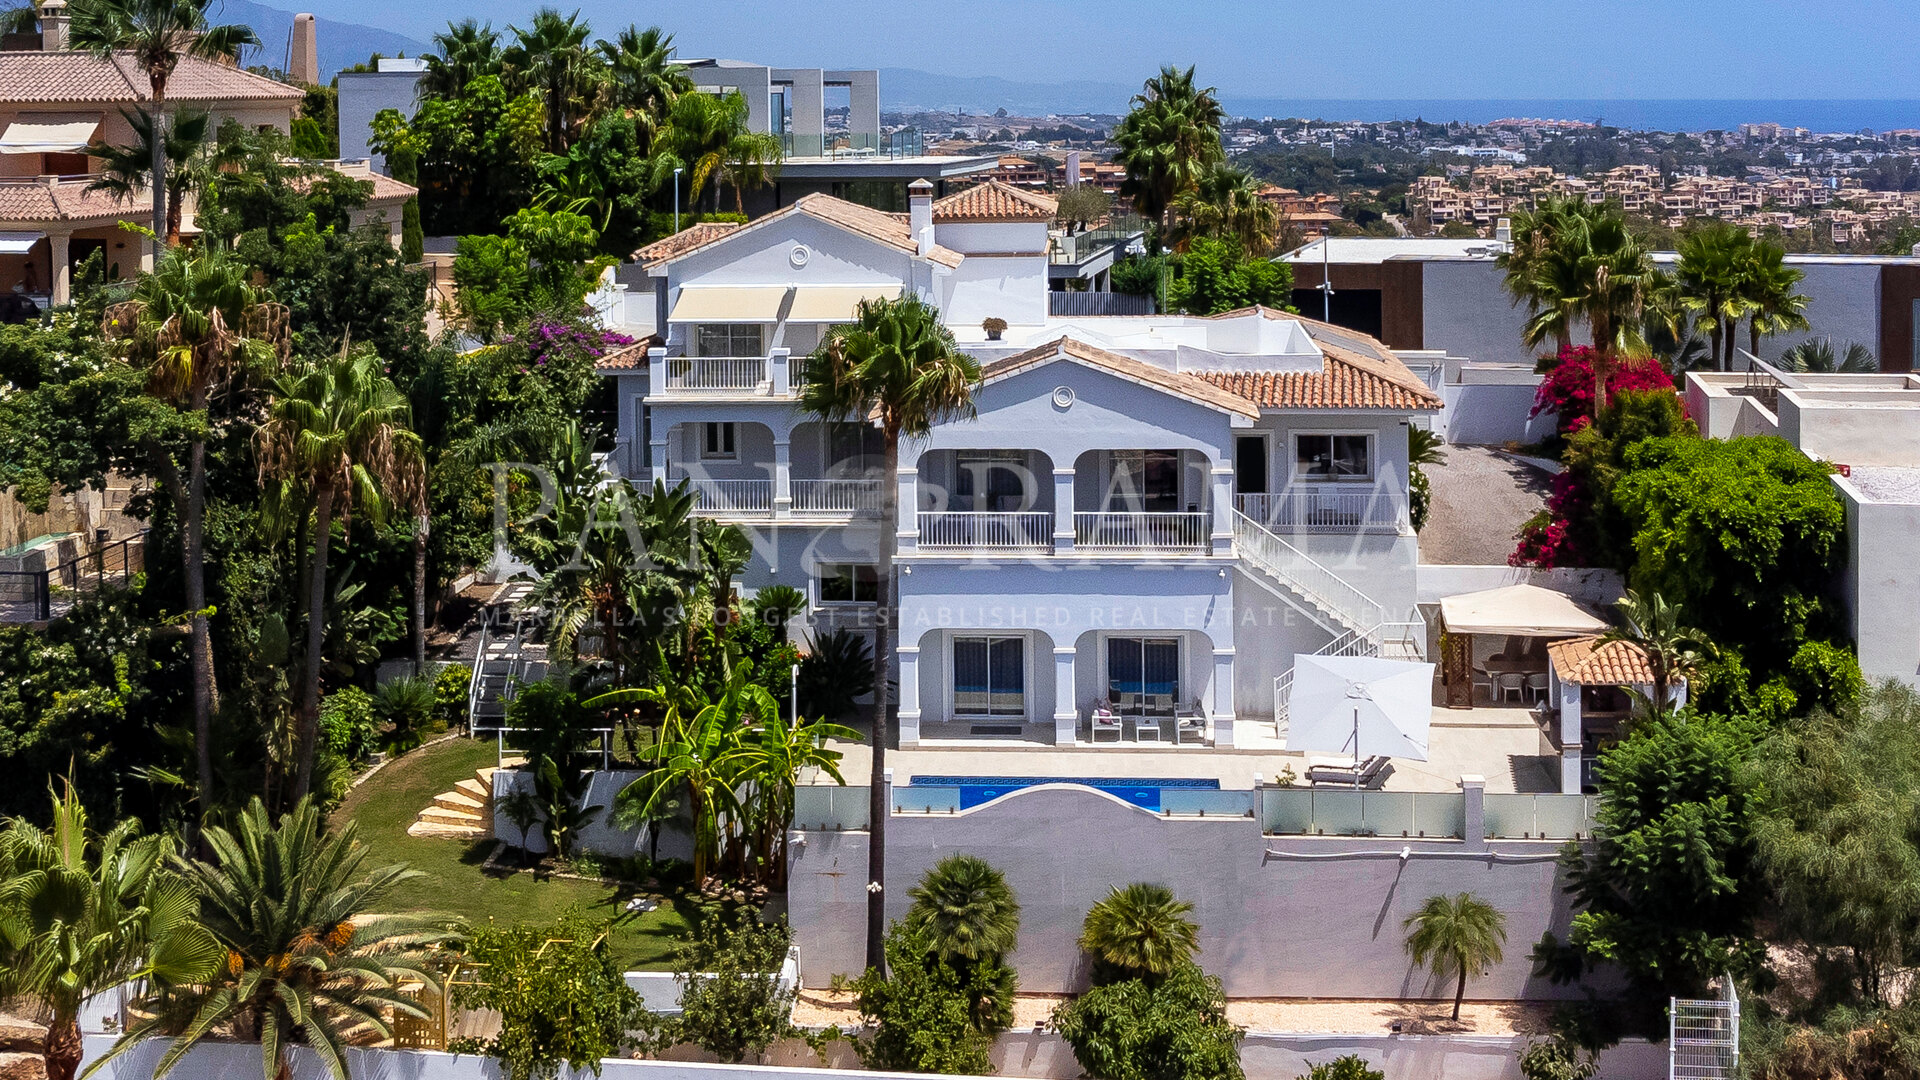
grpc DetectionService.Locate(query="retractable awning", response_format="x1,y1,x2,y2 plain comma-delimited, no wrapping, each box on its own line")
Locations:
668,285,789,322
0,232,43,255
0,116,102,155
1438,584,1608,638
786,285,901,322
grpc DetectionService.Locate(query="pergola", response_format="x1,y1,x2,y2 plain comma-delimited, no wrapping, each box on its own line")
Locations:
1436,584,1608,709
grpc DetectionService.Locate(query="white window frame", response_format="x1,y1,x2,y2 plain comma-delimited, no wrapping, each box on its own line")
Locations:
1100,634,1184,717
695,323,765,358
701,422,737,461
1290,431,1374,483
950,634,1029,720
814,562,879,606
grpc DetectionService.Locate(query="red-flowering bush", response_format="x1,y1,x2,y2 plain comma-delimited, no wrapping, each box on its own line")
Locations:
1510,472,1590,568
1531,346,1678,434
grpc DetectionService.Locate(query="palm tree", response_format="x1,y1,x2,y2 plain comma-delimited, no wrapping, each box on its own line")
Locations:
116,798,459,1080
1496,197,1605,355
798,294,980,974
101,243,289,826
748,584,807,644
1563,211,1653,415
1403,893,1507,1021
504,7,595,153
663,90,784,213
596,25,688,133
68,0,258,244
86,108,209,246
1675,223,1755,371
1171,163,1280,254
1078,882,1201,986
1740,241,1811,358
1601,589,1714,717
0,785,223,1080
1779,337,1877,373
730,713,857,888
421,18,502,99
1111,65,1225,252
906,855,1021,966
256,351,425,803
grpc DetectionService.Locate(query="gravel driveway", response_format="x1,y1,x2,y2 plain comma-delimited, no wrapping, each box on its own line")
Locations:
1419,445,1555,565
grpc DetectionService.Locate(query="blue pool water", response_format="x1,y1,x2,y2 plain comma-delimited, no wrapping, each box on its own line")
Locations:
911,775,1220,811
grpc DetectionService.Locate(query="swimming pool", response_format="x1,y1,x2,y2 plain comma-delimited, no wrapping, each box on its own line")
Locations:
909,775,1221,811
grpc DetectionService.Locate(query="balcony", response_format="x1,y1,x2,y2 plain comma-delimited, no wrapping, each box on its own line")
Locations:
1073,511,1209,551
917,511,1053,552
792,478,884,515
678,477,774,516
647,348,809,398
1236,485,1408,534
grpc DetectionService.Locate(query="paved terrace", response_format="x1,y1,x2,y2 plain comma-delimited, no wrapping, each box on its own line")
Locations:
823,706,1558,794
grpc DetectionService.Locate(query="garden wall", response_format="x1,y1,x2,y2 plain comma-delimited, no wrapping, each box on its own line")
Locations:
491,767,696,863
787,785,1600,1001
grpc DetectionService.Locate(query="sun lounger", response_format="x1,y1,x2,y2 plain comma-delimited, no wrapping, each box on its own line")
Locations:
1306,755,1391,787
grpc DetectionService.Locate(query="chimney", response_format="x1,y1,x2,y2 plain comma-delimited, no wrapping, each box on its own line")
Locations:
908,178,934,256
38,0,67,51
1065,150,1082,187
1494,216,1512,245
289,13,318,86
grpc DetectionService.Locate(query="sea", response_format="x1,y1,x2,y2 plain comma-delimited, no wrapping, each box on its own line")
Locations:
1213,98,1920,134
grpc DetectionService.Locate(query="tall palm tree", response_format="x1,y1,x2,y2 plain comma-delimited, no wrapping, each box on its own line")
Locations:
1675,223,1755,371
799,294,980,974
421,18,502,99
1563,211,1653,414
596,24,688,133
256,351,425,803
1078,882,1201,987
1171,163,1280,254
86,108,209,247
1403,892,1507,1020
1600,588,1714,717
68,0,258,244
1779,337,1877,373
504,7,595,153
1740,241,1812,359
102,244,289,826
1497,197,1605,355
116,798,459,1080
1111,65,1225,252
0,785,223,1080
663,90,783,213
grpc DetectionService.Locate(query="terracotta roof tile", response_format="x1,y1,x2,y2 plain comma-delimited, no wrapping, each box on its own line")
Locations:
0,177,140,223
933,179,1057,223
0,53,303,104
1190,307,1442,410
639,193,964,269
631,221,743,264
596,342,652,371
982,336,1259,420
1548,636,1660,686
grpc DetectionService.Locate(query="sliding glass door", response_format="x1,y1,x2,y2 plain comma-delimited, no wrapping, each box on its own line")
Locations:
1107,637,1180,716
954,636,1026,717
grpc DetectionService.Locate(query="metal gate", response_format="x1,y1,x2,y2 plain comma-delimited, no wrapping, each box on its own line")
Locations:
1671,981,1740,1080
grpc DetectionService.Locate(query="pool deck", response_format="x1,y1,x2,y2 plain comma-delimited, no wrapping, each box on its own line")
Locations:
822,706,1560,795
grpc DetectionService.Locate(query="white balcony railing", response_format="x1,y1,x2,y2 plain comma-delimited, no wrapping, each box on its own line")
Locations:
1236,486,1407,533
663,356,767,392
791,479,884,514
917,511,1053,551
677,477,774,514
1073,511,1210,550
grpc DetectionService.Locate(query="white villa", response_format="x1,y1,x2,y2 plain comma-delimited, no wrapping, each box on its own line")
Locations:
596,178,1445,748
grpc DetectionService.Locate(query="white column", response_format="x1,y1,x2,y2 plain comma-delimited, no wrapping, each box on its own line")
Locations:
649,437,668,478
770,346,791,396
772,438,792,519
647,346,666,396
1053,645,1077,746
1209,461,1234,555
897,644,921,746
1558,676,1584,794
1460,774,1487,851
1052,467,1075,552
895,464,918,554
48,232,70,306
1211,647,1236,747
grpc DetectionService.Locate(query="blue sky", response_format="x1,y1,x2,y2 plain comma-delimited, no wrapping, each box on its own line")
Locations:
275,0,1920,101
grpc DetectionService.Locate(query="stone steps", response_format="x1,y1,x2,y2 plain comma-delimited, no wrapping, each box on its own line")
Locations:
405,764,498,841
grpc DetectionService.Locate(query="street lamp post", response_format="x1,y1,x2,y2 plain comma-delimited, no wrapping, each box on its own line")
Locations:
673,167,684,233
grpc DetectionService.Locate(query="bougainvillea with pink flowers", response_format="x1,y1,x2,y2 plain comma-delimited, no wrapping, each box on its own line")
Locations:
1531,346,1678,435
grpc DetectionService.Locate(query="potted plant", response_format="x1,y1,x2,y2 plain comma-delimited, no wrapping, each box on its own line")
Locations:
982,317,1007,341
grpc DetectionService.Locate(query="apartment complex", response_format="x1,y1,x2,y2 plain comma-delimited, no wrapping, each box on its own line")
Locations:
601,179,1441,747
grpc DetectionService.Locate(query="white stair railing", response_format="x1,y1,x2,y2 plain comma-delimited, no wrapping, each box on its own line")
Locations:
1231,510,1382,633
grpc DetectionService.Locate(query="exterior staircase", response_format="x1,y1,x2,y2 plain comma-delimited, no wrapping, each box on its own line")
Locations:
406,765,498,839
1230,510,1425,742
467,583,548,732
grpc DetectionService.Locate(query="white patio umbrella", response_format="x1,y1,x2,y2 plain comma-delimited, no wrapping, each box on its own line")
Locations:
1286,653,1436,765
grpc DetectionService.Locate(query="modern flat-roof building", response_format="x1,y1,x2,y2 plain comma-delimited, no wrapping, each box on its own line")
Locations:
336,58,428,174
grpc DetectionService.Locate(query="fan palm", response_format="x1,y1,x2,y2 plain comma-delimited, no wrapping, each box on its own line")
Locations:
1741,242,1811,358
1779,337,1877,374
596,25,688,133
0,785,223,1080
1078,882,1200,986
67,0,258,244
1600,589,1714,717
421,18,502,99
86,108,209,246
1111,65,1225,252
1675,223,1755,371
101,243,289,824
118,798,460,1080
1403,892,1507,1020
798,294,979,973
906,855,1021,966
257,351,425,803
503,7,595,153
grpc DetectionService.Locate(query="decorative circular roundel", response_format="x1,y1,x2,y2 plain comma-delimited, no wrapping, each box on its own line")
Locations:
788,244,811,268
1051,386,1075,409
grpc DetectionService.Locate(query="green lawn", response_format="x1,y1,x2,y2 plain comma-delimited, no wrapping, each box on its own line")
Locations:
331,736,697,970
